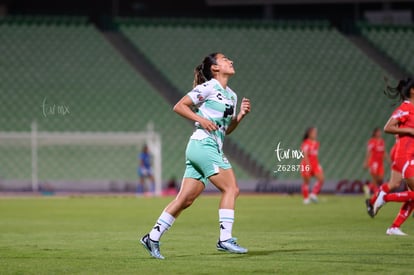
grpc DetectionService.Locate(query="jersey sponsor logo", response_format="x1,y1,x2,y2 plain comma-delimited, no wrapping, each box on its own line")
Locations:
393,110,409,119
223,104,234,118
217,93,223,100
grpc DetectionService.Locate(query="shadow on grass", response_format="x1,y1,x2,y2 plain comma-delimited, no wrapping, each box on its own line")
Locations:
180,248,313,258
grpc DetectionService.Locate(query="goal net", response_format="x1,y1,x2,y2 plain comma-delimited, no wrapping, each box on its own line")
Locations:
0,121,162,195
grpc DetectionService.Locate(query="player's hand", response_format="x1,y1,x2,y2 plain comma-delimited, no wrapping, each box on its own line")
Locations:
198,117,218,132
240,97,250,116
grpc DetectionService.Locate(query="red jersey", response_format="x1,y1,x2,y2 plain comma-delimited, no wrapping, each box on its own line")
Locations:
392,100,414,161
367,138,385,163
301,139,319,164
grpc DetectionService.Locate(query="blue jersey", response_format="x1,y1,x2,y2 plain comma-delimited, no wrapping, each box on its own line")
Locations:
139,152,151,169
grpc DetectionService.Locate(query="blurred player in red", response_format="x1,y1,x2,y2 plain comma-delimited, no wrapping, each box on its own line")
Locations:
373,77,414,235
300,127,324,204
365,135,401,217
363,127,389,198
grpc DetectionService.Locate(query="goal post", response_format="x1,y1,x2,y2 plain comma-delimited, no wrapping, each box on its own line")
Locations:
0,121,162,196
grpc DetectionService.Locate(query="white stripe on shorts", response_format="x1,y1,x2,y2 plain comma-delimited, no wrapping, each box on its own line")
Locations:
402,160,414,179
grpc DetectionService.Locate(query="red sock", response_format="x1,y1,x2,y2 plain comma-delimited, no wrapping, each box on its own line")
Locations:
370,183,390,205
312,181,323,195
381,183,390,193
384,191,414,202
391,201,414,228
302,184,309,199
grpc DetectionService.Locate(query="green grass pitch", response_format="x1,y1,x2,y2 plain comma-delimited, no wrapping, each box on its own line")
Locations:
1,194,413,274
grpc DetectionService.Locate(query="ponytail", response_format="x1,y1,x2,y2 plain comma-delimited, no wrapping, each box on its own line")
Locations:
384,76,414,103
193,53,218,88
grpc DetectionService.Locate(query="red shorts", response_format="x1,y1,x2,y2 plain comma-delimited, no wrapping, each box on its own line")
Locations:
392,158,414,179
301,162,323,177
368,161,384,177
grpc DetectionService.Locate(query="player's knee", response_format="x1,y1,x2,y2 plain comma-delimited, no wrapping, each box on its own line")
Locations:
225,184,239,198
181,196,197,209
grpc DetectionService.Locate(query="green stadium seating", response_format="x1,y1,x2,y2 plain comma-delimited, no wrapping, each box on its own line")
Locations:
358,23,414,74
1,16,401,186
0,16,251,184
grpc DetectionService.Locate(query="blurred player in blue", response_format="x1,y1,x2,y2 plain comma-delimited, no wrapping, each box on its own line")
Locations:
137,144,155,195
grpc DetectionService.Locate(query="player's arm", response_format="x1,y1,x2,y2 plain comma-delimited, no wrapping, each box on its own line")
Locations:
363,145,370,169
226,97,250,135
302,150,310,166
173,95,218,132
384,117,414,136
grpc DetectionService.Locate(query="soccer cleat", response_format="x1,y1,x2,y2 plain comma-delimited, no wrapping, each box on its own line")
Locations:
373,191,386,216
310,194,319,203
386,227,407,236
303,198,311,205
365,199,374,218
140,234,165,259
217,237,248,254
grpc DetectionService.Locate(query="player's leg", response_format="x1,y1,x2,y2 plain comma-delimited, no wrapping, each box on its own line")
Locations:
310,167,324,203
137,168,145,194
383,178,414,202
386,200,413,236
371,159,403,205
374,165,413,215
301,174,311,204
370,169,401,216
209,168,247,254
364,163,377,198
371,174,382,194
141,177,205,259
163,177,205,217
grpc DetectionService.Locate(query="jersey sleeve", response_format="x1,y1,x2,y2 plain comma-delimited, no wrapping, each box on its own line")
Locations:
392,105,409,123
187,82,213,105
301,141,309,154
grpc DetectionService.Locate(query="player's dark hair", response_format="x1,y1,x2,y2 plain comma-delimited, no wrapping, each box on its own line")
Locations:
193,53,218,88
303,127,315,141
371,127,381,137
384,76,414,103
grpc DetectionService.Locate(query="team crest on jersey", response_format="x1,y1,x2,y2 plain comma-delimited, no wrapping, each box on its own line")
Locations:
197,94,204,101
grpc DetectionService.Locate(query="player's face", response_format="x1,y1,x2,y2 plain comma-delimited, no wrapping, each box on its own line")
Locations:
374,129,382,138
213,54,235,75
309,128,317,140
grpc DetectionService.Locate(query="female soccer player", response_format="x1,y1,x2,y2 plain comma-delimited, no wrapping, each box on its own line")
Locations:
137,144,155,195
140,53,251,259
300,127,324,204
363,128,388,198
365,136,400,218
373,77,414,235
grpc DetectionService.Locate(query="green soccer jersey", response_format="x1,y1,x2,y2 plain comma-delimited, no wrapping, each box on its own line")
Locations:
187,78,237,151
